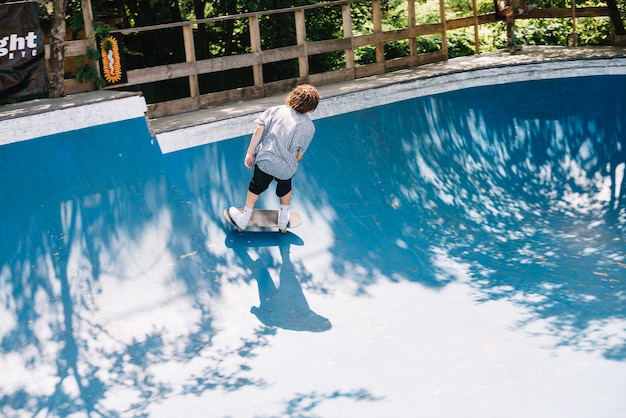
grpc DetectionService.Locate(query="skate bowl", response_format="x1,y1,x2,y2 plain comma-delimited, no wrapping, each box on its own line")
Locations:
1,52,625,417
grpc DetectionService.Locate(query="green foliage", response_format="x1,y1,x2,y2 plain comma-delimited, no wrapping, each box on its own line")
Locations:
576,17,611,45
86,45,100,62
477,0,497,14
355,45,376,65
415,0,444,24
64,0,619,100
75,58,107,88
94,23,113,39
72,23,115,88
447,29,477,57
305,4,344,42
304,4,348,72
385,40,410,59
417,35,443,53
309,51,345,74
355,35,441,66
446,0,474,17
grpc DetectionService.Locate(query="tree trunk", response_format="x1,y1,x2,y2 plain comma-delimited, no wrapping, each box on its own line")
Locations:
193,0,208,59
49,0,68,98
607,0,625,35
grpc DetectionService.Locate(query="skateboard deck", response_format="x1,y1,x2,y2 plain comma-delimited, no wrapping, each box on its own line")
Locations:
224,208,303,231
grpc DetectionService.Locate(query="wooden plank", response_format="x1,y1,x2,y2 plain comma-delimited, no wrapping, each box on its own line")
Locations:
355,62,385,78
263,78,307,96
182,24,199,98
44,39,91,59
372,0,384,64
447,16,497,30
307,38,352,55
249,15,263,88
572,0,578,47
342,3,355,69
472,0,480,54
415,23,445,36
527,7,608,18
64,78,95,94
353,32,385,48
199,86,264,108
121,62,195,86
309,68,355,85
260,45,305,64
295,9,309,77
147,96,200,119
408,0,417,58
196,53,260,74
385,56,412,71
382,27,413,43
81,0,94,39
439,0,447,55
417,50,447,65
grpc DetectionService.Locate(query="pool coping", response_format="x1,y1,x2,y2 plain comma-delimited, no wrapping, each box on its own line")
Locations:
152,45,626,154
1,46,625,151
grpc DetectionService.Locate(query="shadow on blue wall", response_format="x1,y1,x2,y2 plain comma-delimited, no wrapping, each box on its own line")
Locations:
0,75,625,416
226,231,331,332
308,75,626,361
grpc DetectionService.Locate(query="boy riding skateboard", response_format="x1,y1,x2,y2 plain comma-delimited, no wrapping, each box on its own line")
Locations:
228,84,320,232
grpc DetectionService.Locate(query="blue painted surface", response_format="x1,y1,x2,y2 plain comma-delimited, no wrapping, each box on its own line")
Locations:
309,74,626,322
0,75,625,417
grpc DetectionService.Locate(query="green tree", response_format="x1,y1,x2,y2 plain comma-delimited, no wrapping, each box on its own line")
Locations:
49,0,69,98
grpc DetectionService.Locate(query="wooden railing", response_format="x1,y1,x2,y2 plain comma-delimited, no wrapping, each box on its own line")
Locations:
47,0,611,118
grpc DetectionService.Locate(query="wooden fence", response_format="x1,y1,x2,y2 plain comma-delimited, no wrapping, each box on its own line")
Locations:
47,0,612,118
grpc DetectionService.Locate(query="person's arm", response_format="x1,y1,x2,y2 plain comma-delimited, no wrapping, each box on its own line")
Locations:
295,151,304,162
244,125,264,169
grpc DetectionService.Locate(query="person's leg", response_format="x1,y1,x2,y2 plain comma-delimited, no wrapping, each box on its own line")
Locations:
276,179,293,232
279,191,291,206
229,166,271,230
230,190,259,229
245,189,261,209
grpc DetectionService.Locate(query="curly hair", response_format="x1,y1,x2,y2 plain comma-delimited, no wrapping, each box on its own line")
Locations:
286,84,320,114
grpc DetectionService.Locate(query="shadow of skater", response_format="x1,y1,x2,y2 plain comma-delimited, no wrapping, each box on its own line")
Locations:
225,231,332,332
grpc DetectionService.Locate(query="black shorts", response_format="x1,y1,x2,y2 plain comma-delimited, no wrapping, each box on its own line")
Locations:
248,165,292,197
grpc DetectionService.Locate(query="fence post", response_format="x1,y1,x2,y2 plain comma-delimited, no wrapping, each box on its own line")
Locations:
571,0,578,46
81,0,98,83
295,9,309,79
439,0,448,57
407,0,417,65
182,23,200,101
81,0,94,39
342,2,355,72
371,0,385,64
472,0,480,54
249,15,264,89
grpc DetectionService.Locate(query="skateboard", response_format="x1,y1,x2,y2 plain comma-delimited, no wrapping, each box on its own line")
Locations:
224,208,304,231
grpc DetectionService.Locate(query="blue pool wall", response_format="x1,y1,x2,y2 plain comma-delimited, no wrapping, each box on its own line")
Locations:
0,68,625,366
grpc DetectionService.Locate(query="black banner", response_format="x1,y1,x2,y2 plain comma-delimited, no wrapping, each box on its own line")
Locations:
0,1,49,98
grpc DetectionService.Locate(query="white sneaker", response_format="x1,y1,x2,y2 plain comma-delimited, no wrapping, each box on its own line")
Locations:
278,210,289,232
228,207,249,230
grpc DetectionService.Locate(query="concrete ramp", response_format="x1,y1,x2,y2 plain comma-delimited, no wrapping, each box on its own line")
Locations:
0,58,625,417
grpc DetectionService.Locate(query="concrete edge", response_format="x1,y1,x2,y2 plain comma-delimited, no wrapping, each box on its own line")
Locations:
155,55,626,154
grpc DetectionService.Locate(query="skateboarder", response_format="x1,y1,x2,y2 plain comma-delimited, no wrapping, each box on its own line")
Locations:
228,84,320,232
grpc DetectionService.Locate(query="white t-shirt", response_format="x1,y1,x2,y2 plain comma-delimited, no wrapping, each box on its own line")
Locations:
254,105,315,180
